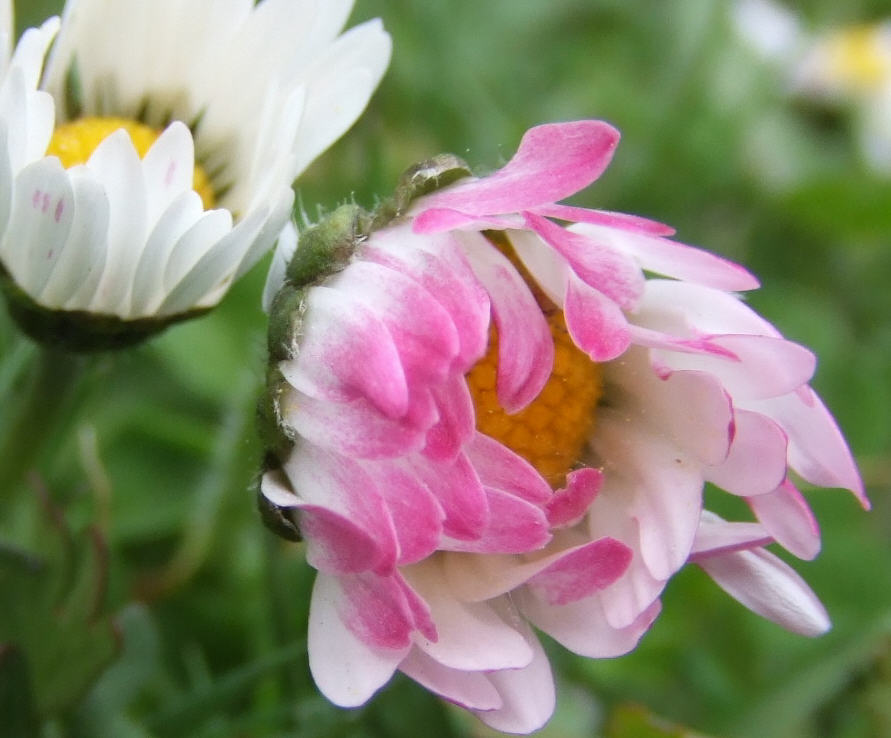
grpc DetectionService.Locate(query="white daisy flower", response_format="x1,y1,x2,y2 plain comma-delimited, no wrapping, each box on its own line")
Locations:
0,0,390,349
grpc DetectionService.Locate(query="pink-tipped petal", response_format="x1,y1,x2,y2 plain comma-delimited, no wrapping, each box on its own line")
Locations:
653,334,817,401
362,461,445,566
283,389,431,460
280,285,409,418
697,547,831,636
282,445,398,574
366,229,491,367
525,537,632,606
706,409,789,496
564,271,632,361
518,586,662,659
410,453,489,541
749,388,868,507
422,372,475,461
422,120,620,216
546,468,603,528
466,432,552,505
260,487,385,580
572,222,760,291
412,207,524,234
460,231,554,413
308,573,410,708
747,480,821,560
524,211,645,308
442,487,550,555
535,203,676,236
337,260,459,383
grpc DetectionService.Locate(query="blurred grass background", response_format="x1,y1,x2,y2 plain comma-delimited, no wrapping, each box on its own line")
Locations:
3,0,891,736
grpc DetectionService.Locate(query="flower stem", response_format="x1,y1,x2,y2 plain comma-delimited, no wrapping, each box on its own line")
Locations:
0,346,91,500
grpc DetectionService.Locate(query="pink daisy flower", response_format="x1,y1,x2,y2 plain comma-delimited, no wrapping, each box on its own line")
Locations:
259,120,867,733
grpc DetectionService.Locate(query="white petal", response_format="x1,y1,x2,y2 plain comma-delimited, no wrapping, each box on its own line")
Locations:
698,547,831,636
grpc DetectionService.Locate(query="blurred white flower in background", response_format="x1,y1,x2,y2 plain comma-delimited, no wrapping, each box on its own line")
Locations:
734,0,891,174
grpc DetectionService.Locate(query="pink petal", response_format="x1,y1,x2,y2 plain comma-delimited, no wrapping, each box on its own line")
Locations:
284,388,432,460
607,351,733,466
461,231,554,412
524,211,645,308
466,432,552,505
337,571,432,649
406,561,534,671
472,621,556,734
280,286,408,418
364,228,491,367
747,480,821,560
572,223,759,291
653,334,817,401
546,467,603,528
362,461,445,566
749,388,868,507
525,537,632,606
689,513,773,558
441,487,550,554
308,573,409,707
336,260,459,383
697,547,831,636
536,203,676,236
593,410,704,580
579,482,669,629
706,409,789,496
422,372,475,461
564,271,632,361
518,586,662,658
412,207,524,234
399,648,502,711
421,120,620,216
410,452,489,540
282,444,398,574
637,279,780,337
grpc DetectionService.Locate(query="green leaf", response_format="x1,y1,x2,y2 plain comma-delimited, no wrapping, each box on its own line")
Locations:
0,493,119,717
0,644,40,738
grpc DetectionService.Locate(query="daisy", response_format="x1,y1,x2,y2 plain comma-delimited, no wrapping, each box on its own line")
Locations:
734,0,891,174
0,0,390,349
260,120,867,733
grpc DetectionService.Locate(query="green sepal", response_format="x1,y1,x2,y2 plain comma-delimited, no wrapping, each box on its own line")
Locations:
256,364,295,462
266,283,306,362
0,264,208,352
285,203,370,288
372,153,471,229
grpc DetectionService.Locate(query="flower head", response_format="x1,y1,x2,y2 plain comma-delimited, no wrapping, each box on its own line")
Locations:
0,0,390,349
734,0,891,174
260,120,867,733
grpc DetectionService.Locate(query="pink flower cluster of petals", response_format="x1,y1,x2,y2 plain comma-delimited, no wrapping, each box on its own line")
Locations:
261,120,867,733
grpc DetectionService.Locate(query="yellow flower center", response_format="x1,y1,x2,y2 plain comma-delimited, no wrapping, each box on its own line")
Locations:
46,116,215,209
465,234,603,488
826,25,891,90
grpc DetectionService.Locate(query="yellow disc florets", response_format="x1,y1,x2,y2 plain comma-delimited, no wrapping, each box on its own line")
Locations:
46,116,215,209
466,235,603,488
